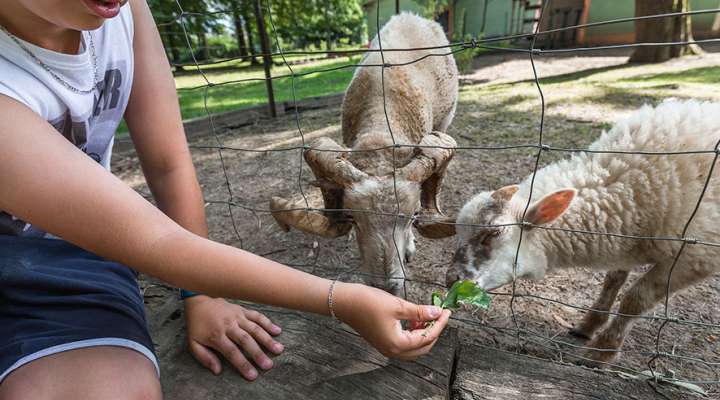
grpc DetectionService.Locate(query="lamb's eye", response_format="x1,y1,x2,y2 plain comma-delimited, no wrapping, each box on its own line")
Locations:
482,230,500,245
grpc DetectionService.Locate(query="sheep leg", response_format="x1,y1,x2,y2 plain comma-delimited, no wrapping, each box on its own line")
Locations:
580,262,711,368
570,270,629,340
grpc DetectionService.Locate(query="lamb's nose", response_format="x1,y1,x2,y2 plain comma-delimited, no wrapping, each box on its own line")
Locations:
445,271,460,288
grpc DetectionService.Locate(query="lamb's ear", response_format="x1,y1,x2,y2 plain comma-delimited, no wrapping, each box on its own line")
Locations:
525,189,576,226
491,185,519,203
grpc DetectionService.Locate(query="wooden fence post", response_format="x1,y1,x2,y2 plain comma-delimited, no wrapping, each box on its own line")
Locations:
254,0,277,118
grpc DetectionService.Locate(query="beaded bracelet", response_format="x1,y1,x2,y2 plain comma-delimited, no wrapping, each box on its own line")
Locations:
327,279,339,320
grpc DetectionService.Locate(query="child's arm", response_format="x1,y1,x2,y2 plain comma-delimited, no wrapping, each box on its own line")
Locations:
0,0,452,363
0,95,450,360
123,0,269,378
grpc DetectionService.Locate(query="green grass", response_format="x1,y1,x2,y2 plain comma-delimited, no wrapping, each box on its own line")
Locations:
176,58,358,120
118,57,358,136
119,58,720,137
620,65,720,85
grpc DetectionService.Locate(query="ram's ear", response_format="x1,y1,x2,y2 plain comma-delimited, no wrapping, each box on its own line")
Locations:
525,189,576,226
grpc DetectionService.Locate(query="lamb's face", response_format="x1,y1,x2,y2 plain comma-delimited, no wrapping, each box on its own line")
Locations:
445,186,575,290
446,186,576,290
445,191,541,290
343,177,421,294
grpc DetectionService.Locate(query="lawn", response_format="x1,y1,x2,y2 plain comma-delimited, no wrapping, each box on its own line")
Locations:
460,56,720,133
175,57,359,119
119,51,720,138
118,57,360,136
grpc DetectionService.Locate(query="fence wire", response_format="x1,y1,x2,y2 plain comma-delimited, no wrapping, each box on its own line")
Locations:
158,0,720,395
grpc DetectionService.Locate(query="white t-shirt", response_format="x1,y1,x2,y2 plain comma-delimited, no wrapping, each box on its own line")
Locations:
0,4,134,237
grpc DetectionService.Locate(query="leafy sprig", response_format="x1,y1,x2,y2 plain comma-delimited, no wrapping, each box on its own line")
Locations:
432,280,492,310
418,280,491,335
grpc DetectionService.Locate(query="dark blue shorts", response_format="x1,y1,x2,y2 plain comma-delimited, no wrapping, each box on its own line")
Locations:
0,236,158,382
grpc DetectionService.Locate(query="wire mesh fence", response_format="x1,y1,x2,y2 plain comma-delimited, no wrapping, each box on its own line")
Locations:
152,0,720,395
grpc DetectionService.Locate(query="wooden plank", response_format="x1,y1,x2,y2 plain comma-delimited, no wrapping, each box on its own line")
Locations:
450,344,693,400
144,283,457,400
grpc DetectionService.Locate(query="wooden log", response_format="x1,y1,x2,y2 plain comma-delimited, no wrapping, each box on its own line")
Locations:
451,344,693,400
144,283,458,400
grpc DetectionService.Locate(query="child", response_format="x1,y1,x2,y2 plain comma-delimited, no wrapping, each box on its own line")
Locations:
0,0,451,398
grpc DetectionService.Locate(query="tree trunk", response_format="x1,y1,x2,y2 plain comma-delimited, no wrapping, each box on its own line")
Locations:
629,0,674,63
669,0,704,57
233,10,249,59
630,0,703,63
198,30,211,61
162,24,184,72
242,9,260,65
253,0,276,117
324,6,334,53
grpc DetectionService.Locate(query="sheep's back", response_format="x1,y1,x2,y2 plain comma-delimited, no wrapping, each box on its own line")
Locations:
342,13,458,147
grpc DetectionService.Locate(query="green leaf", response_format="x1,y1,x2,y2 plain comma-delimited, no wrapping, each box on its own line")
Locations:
459,290,492,309
436,280,492,311
442,280,463,309
431,291,443,308
455,280,492,309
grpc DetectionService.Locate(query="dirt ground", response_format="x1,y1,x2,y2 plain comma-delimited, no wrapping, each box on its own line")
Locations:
114,47,720,396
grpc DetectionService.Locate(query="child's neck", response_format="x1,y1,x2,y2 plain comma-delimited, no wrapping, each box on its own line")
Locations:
0,2,81,54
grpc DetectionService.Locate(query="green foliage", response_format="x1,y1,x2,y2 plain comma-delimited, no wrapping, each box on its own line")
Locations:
421,280,490,336
454,46,476,75
421,0,450,18
432,280,492,311
146,1,367,64
206,35,240,58
268,0,367,49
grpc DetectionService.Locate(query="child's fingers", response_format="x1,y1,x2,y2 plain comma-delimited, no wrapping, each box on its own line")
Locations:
403,309,451,350
395,300,442,322
238,319,284,355
228,327,273,371
395,338,438,361
217,335,259,380
189,340,221,375
408,320,429,330
243,309,282,336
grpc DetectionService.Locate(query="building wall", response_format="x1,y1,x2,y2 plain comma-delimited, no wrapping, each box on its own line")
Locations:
364,0,720,46
364,0,517,41
453,0,516,39
364,0,425,39
583,0,720,45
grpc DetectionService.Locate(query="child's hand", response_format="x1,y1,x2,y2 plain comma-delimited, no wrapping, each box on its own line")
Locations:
184,296,284,380
332,283,451,360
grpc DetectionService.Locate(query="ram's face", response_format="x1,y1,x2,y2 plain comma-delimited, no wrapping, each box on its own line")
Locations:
344,178,421,293
270,133,459,296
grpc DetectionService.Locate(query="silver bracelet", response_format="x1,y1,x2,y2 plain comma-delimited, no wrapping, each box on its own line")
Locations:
327,279,339,320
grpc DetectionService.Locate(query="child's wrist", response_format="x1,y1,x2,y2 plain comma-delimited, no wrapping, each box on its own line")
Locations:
329,282,359,323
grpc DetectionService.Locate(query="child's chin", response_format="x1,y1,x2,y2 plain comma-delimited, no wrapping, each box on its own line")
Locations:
81,18,107,30
68,13,109,31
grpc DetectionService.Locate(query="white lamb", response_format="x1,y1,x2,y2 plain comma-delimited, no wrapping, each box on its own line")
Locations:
443,99,720,366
